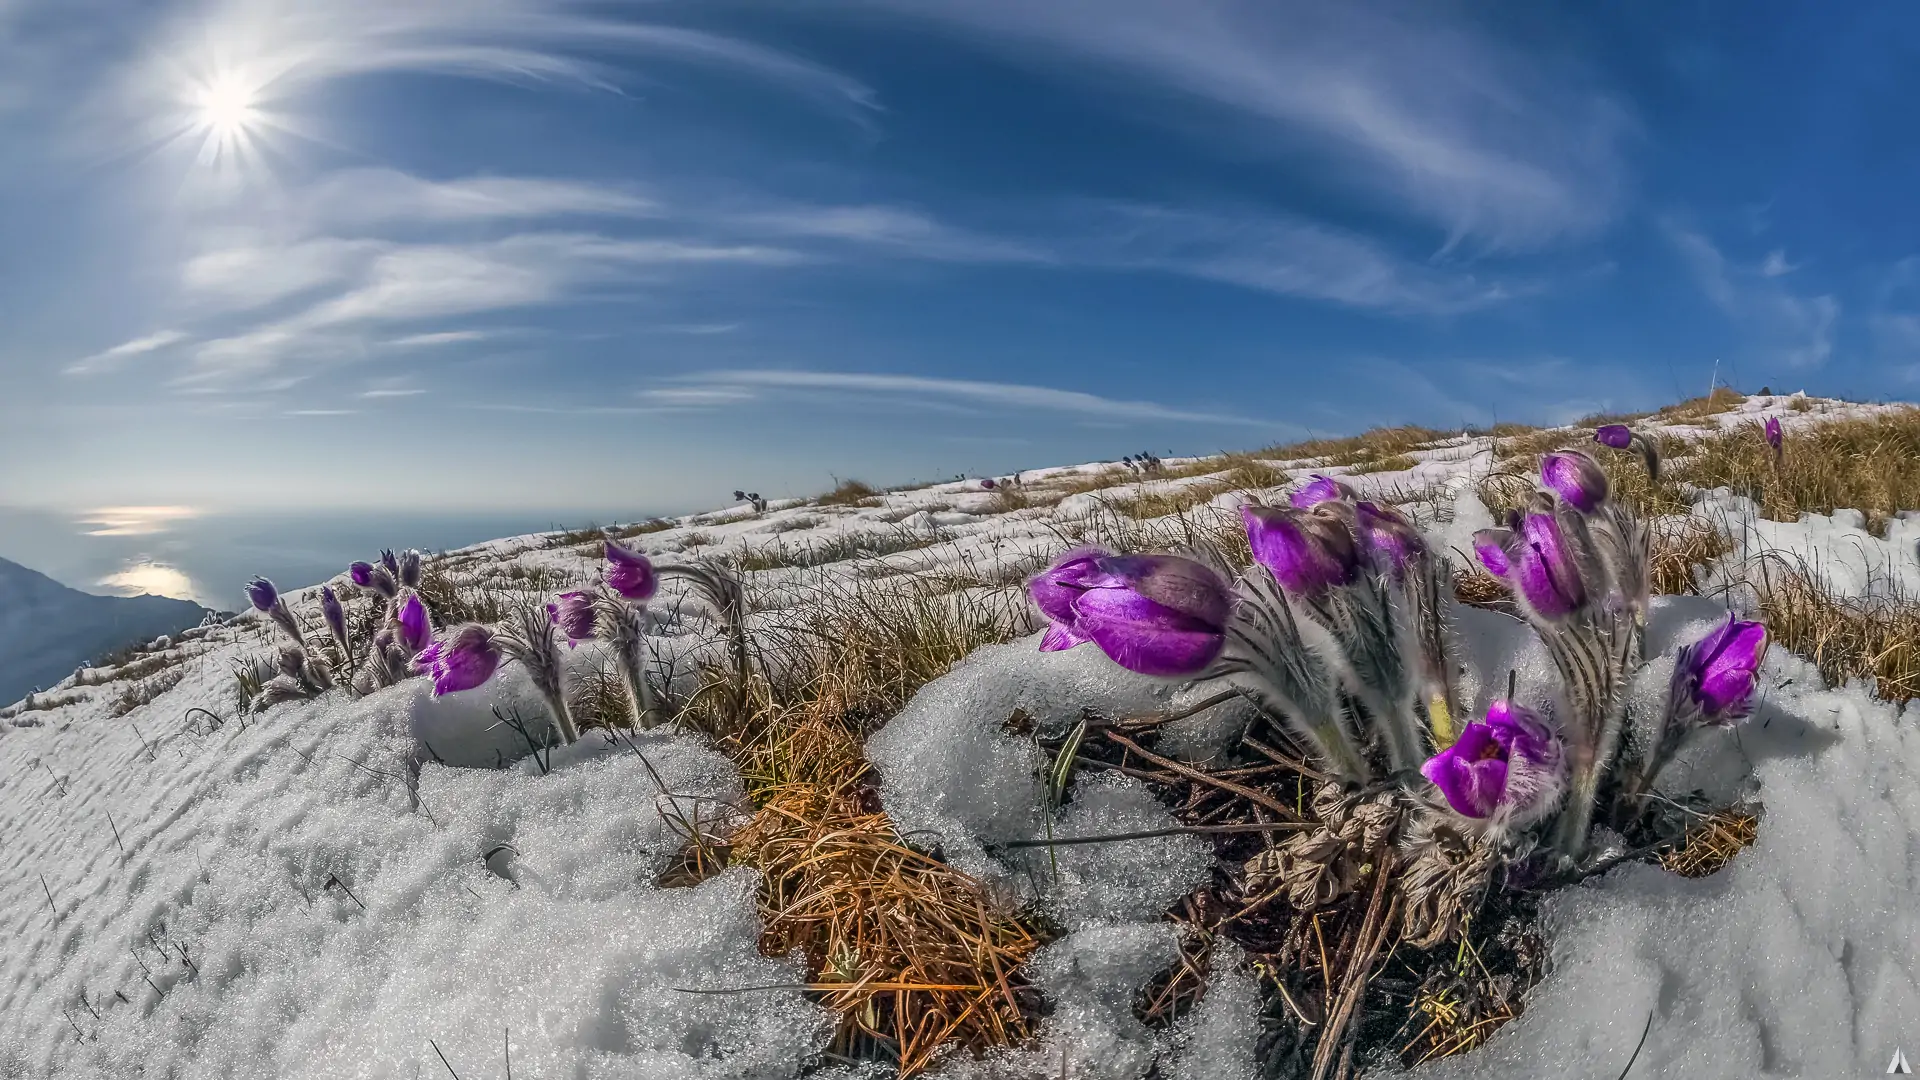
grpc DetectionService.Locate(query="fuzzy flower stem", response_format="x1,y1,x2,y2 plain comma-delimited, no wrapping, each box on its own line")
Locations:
600,596,659,729
500,604,578,744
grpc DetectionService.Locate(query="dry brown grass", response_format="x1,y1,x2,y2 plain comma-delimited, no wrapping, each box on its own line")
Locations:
662,579,1037,1074
1659,807,1759,878
1743,558,1920,702
1262,425,1450,467
1350,452,1420,475
1673,408,1920,527
817,479,880,506
727,732,1037,1074
1656,386,1746,422
107,668,187,718
1649,515,1733,596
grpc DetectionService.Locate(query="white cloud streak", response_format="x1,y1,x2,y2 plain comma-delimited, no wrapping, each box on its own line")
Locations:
652,368,1266,425
1076,203,1514,314
119,0,879,149
847,0,1628,252
66,329,190,374
1667,224,1838,368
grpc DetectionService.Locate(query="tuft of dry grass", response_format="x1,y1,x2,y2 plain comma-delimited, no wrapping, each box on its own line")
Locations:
1659,807,1759,878
817,479,879,506
1649,516,1733,596
729,528,942,573
1350,453,1420,475
1655,386,1745,422
1743,558,1920,703
612,518,676,538
669,580,1037,1074
107,668,187,718
414,561,510,626
1673,408,1920,526
1262,425,1449,467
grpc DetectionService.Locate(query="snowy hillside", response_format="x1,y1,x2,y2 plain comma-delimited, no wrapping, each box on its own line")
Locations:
0,557,208,709
4,391,1920,1079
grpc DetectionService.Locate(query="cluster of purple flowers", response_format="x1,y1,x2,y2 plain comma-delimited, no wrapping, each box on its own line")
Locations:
410,536,667,739
1027,429,1771,858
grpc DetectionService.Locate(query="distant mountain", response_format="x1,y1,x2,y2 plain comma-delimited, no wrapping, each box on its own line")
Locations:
0,557,209,707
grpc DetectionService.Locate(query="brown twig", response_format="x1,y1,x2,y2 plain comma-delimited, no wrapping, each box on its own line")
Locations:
1311,864,1399,1080
1100,730,1303,822
996,821,1311,849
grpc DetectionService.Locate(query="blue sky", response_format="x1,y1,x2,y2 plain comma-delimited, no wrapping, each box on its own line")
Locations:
3,0,1918,522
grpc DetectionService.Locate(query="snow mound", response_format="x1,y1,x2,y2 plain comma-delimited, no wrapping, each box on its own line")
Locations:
0,678,828,1078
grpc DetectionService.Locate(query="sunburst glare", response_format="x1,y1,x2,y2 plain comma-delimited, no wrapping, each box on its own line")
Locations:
180,66,274,171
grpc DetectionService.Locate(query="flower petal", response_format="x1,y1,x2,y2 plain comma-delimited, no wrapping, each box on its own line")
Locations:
1071,586,1224,676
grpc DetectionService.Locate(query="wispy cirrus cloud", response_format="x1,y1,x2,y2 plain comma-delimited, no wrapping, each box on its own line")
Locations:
644,368,1267,426
183,233,804,380
1074,203,1516,314
298,169,657,229
65,328,189,374
847,0,1629,253
1666,223,1838,368
111,0,880,158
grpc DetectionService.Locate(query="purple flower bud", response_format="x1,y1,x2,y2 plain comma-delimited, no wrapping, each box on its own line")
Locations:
604,539,658,601
1355,501,1424,575
321,586,347,644
244,577,278,613
1027,549,1230,677
1673,615,1769,724
981,478,997,490
1473,528,1514,578
396,594,433,656
1541,450,1610,514
1474,515,1586,620
1420,700,1564,820
1595,424,1633,450
1242,504,1360,597
380,549,399,577
1764,416,1784,460
550,590,598,647
1290,474,1355,509
1513,511,1586,619
349,561,375,588
398,549,423,589
413,623,502,696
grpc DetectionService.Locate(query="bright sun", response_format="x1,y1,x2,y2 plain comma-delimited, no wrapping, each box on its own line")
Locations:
186,70,268,168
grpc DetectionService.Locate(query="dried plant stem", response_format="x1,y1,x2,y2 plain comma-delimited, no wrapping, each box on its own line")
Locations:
1101,730,1303,822
1311,864,1399,1080
996,821,1311,849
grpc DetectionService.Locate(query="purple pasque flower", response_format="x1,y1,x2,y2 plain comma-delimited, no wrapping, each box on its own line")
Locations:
380,549,400,578
349,561,375,588
245,577,278,613
1290,474,1355,510
1354,501,1424,575
320,586,347,644
1763,416,1784,461
398,549,423,589
981,477,997,490
1028,548,1230,677
1243,504,1360,598
1476,511,1586,620
413,623,502,696
549,590,598,647
1421,700,1565,820
1595,424,1633,450
1541,450,1609,514
1672,615,1770,724
395,593,433,655
604,539,658,602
